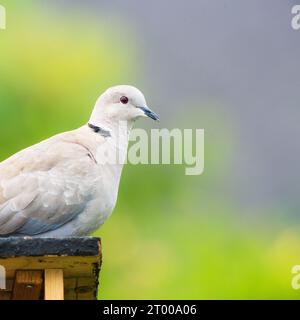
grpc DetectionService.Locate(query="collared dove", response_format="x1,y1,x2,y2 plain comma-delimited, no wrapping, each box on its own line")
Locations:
0,85,159,237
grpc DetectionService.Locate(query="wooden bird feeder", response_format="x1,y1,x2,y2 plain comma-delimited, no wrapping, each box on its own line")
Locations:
0,237,102,300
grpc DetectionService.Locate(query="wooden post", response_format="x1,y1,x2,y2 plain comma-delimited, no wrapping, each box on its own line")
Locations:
0,237,102,300
12,271,43,300
44,269,64,300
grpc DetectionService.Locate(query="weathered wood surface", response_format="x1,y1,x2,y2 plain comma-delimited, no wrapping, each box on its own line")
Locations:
0,237,100,257
0,237,102,300
12,270,43,300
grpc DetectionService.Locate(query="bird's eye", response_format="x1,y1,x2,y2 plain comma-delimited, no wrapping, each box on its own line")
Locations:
120,96,129,104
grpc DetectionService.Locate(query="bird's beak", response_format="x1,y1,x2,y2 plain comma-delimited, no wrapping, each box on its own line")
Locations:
138,106,160,121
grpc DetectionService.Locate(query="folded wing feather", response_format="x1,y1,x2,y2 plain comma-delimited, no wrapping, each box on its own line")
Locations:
0,133,98,236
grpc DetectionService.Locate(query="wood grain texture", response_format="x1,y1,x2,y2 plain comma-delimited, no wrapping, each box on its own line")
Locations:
0,237,102,300
44,269,64,300
12,271,43,300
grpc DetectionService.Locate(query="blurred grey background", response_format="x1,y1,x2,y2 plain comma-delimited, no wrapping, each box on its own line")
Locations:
43,0,300,213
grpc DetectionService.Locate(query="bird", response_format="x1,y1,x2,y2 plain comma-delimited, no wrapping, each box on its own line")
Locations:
0,85,159,237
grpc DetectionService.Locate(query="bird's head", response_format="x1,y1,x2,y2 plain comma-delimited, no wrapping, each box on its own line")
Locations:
89,85,159,127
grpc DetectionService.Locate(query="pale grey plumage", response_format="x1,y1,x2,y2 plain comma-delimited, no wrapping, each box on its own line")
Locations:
0,85,158,237
0,128,106,236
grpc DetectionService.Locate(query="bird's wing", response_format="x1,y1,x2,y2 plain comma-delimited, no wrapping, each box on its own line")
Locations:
0,133,98,235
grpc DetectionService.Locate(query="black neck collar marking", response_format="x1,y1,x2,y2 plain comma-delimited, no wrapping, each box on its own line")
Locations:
88,123,111,137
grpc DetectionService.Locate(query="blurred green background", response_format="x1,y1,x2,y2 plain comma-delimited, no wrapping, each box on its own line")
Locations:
1,1,300,299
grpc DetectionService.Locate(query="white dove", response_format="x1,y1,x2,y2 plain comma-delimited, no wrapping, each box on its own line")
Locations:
0,85,159,237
